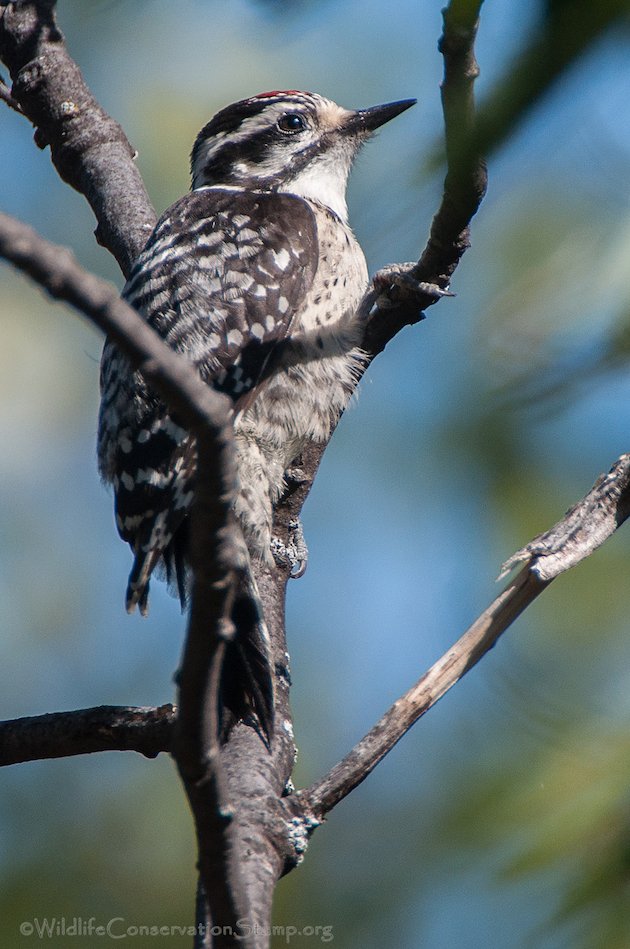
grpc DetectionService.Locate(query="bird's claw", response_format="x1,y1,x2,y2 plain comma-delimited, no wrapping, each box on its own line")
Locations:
372,263,454,308
271,518,308,578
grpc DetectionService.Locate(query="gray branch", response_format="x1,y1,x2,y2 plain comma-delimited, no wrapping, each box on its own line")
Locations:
171,433,256,945
0,210,252,944
0,0,156,274
0,705,175,766
300,566,547,817
299,453,630,818
500,453,630,581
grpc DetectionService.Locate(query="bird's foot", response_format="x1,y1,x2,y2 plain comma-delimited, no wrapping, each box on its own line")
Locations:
271,518,308,578
372,262,454,309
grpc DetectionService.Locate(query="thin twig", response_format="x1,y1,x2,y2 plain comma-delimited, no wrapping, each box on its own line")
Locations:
300,567,546,818
300,452,630,818
363,0,487,355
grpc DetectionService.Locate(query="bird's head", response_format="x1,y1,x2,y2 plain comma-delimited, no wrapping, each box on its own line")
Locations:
190,90,416,220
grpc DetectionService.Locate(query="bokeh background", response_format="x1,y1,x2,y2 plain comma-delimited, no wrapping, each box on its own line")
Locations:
3,1,630,946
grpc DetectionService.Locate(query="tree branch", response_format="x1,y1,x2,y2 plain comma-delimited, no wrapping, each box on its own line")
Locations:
0,210,253,943
363,0,487,356
301,566,546,818
500,453,630,581
0,69,21,113
299,452,630,819
0,705,175,766
171,426,256,946
0,0,156,274
0,2,489,943
272,0,487,572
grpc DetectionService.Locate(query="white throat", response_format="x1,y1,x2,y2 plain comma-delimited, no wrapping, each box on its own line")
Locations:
280,161,350,221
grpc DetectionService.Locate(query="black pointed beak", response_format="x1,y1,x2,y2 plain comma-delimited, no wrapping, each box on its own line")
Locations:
345,98,416,134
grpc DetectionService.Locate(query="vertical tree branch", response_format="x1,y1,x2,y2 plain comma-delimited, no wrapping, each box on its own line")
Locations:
416,0,487,286
172,425,257,948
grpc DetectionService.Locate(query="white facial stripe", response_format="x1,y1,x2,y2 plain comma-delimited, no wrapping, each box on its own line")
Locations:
193,103,305,186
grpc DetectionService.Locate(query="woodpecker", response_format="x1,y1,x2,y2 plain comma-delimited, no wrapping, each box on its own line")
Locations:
98,90,415,733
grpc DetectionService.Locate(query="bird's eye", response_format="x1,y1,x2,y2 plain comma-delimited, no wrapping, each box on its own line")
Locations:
277,112,307,133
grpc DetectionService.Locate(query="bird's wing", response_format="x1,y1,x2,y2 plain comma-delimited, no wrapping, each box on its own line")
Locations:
97,187,319,612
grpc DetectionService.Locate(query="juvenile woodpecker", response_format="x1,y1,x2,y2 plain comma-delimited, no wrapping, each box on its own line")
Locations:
98,90,415,731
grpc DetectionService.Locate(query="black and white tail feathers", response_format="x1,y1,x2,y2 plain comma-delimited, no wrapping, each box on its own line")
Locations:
222,571,275,743
126,525,274,742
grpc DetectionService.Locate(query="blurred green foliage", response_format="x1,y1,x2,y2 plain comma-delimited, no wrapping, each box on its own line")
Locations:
3,0,630,946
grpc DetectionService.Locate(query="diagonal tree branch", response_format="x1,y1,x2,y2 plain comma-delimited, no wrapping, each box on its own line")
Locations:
301,565,547,819
0,210,252,944
499,453,630,581
298,453,630,819
0,0,156,274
